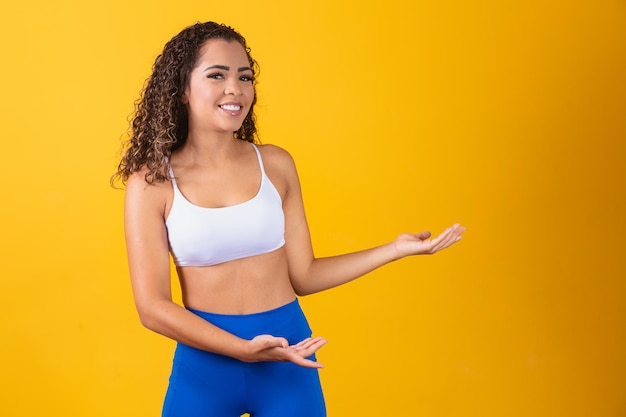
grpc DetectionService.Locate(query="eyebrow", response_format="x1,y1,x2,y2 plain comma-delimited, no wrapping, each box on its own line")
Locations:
203,65,253,72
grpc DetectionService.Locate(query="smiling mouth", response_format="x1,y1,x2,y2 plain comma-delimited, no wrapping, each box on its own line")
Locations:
220,104,242,111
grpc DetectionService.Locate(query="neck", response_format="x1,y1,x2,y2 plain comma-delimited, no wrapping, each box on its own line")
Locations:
177,130,246,166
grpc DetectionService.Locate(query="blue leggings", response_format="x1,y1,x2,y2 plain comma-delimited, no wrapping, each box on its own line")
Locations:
162,299,326,417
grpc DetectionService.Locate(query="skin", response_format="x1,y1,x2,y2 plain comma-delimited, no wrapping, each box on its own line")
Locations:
124,39,466,369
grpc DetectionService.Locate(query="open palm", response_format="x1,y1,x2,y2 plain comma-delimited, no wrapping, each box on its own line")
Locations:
394,223,465,257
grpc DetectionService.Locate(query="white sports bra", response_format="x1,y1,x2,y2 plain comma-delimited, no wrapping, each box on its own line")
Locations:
165,143,285,267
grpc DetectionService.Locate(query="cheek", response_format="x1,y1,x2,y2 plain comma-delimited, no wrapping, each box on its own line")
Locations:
188,85,219,107
247,85,256,100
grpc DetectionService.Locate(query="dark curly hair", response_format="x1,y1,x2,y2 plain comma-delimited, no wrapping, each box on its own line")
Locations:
112,21,259,185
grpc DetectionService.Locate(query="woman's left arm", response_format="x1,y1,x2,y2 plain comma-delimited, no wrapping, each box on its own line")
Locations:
271,146,465,296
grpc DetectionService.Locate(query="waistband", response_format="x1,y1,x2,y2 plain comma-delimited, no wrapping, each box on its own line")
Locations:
186,298,305,338
188,298,299,318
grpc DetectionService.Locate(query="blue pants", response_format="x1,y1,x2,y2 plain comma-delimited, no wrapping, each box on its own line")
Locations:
162,299,326,417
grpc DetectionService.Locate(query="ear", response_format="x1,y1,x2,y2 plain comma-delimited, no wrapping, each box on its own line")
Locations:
181,89,189,104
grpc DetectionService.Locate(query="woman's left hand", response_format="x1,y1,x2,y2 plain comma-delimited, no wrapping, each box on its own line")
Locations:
393,223,466,258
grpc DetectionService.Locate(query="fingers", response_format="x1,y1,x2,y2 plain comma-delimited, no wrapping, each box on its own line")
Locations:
416,231,432,240
284,342,326,368
283,336,327,368
292,336,327,351
255,334,289,349
251,335,327,368
429,224,465,253
286,338,327,368
289,355,325,369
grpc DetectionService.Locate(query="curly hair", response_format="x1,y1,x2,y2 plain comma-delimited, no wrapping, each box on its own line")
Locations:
112,22,259,185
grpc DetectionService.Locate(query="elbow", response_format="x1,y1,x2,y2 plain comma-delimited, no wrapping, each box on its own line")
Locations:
290,279,316,297
289,276,305,296
293,287,309,297
137,311,158,331
136,307,159,331
134,300,168,333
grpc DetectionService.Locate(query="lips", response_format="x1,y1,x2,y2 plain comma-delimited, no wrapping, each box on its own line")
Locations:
219,104,242,111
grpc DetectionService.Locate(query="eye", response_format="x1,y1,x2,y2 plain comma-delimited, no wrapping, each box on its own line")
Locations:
206,72,224,80
240,74,255,82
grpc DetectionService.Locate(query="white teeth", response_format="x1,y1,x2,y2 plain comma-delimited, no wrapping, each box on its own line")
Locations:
220,104,241,111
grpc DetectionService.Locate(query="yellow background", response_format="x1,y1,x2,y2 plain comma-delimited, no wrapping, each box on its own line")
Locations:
2,0,625,416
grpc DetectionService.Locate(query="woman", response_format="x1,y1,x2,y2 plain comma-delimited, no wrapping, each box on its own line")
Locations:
114,21,465,417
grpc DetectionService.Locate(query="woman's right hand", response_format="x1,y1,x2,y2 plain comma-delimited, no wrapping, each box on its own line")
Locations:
243,335,327,368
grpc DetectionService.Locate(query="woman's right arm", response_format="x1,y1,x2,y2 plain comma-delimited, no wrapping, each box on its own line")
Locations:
124,172,325,368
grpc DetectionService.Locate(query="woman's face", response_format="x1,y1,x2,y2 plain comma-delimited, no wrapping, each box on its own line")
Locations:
182,39,255,135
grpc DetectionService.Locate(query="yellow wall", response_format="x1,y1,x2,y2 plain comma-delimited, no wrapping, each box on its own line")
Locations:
2,0,625,415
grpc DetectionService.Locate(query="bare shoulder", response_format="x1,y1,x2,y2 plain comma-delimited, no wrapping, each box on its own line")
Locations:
126,167,167,193
256,143,297,175
256,143,301,198
257,143,295,161
125,167,172,214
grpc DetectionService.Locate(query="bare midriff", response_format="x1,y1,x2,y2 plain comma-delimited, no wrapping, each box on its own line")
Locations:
175,246,297,315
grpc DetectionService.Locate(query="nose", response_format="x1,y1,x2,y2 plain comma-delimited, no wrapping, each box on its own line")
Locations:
224,79,242,96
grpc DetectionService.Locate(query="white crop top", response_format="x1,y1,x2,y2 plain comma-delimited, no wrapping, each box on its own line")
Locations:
165,143,285,267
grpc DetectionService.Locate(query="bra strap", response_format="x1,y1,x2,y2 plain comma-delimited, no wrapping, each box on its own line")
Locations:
250,143,266,175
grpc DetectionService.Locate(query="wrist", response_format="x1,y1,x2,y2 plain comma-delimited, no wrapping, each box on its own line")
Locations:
384,240,403,263
231,338,253,362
